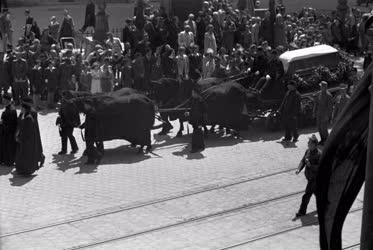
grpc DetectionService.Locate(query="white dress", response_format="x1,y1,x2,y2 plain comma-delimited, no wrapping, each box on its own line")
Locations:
90,69,102,94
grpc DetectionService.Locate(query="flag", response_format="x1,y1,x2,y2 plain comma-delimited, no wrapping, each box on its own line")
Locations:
316,64,371,249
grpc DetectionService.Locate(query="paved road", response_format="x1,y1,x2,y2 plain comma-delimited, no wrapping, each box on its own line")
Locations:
0,109,363,249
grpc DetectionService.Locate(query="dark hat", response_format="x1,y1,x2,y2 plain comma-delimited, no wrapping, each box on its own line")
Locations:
308,134,319,144
3,93,12,101
257,46,263,51
25,9,30,14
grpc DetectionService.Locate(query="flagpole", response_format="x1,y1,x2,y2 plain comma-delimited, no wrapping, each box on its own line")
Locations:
361,84,373,250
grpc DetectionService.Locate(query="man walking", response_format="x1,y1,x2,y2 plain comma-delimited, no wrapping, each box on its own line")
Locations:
295,135,322,217
313,81,333,145
278,81,301,142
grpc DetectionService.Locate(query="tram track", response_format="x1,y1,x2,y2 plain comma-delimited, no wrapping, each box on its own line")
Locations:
1,167,297,238
218,208,363,250
66,190,305,250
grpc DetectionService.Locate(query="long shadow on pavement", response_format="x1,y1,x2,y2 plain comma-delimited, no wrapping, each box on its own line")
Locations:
172,145,205,160
9,173,36,186
52,145,152,174
292,211,319,227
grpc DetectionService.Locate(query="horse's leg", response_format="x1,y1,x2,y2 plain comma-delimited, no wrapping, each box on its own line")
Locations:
210,124,216,133
159,114,173,135
177,119,184,137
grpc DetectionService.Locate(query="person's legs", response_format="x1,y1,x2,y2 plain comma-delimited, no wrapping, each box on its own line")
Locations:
12,83,20,105
297,180,316,215
283,118,291,141
319,120,329,143
59,129,68,154
290,117,299,141
66,127,78,153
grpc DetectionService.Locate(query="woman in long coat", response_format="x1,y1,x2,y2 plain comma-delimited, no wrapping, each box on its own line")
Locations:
0,94,17,167
15,102,42,176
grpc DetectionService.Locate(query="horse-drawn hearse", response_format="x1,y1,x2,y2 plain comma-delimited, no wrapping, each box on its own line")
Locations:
60,45,356,162
245,44,357,130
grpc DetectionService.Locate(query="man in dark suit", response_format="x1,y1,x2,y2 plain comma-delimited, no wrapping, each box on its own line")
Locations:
278,80,302,142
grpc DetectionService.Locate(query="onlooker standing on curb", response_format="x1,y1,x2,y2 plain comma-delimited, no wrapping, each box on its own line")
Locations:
313,81,333,145
295,135,321,217
278,81,301,142
45,60,58,109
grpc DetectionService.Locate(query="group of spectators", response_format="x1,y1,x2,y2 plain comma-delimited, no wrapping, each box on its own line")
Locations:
0,0,370,111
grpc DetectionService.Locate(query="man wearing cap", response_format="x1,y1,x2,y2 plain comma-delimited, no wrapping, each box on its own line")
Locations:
0,93,17,167
313,81,333,145
15,99,43,176
11,51,28,106
332,85,351,124
295,134,322,217
278,80,301,142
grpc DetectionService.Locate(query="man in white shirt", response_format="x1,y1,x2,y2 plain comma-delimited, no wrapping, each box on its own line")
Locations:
184,14,197,35
178,25,194,49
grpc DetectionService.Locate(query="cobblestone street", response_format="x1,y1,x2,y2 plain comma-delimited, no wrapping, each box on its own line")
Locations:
0,111,363,250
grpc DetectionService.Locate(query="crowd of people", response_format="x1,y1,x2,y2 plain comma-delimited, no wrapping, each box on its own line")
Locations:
0,0,366,181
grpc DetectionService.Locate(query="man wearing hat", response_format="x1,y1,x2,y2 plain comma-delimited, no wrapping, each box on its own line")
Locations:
278,80,301,142
11,50,28,106
15,98,43,176
313,81,333,145
19,96,44,166
0,93,17,167
295,134,322,217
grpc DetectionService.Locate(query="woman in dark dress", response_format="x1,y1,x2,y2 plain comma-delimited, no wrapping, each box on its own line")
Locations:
15,101,43,176
0,93,17,167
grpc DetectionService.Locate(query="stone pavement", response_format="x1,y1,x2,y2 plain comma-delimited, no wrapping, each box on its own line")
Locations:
0,110,363,250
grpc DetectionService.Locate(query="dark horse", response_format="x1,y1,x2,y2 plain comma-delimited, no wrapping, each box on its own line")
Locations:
149,74,256,137
60,90,156,163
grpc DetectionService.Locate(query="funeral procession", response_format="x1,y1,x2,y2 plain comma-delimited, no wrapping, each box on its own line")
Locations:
0,0,372,249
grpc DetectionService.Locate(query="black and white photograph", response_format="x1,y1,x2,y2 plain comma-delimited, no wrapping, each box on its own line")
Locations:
0,0,372,249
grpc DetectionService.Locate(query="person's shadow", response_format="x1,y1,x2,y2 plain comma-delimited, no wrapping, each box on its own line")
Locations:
52,154,84,173
277,140,298,148
0,166,13,176
172,145,205,160
9,172,36,186
291,211,319,226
